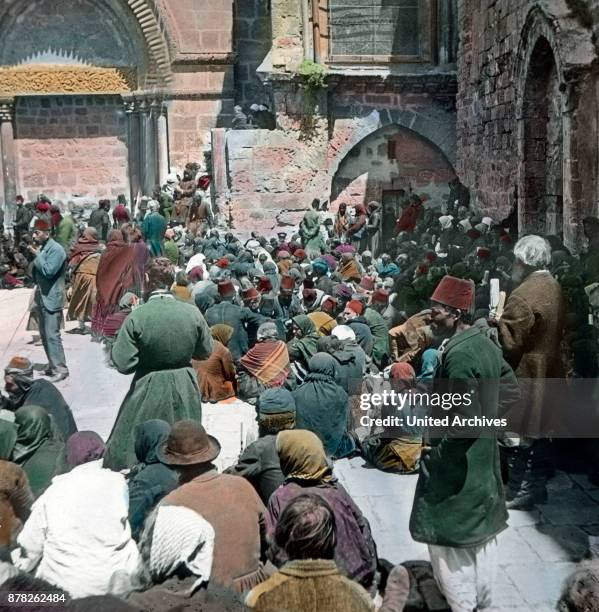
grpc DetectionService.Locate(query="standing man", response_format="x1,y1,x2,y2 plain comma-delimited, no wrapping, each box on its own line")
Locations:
28,218,69,382
494,235,565,509
142,199,167,257
88,199,111,242
13,196,32,245
410,275,519,612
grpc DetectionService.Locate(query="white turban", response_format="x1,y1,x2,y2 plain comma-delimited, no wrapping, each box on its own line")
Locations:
439,215,453,230
332,325,356,341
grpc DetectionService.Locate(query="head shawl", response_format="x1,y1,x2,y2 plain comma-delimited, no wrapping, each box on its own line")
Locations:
143,505,215,591
292,314,317,338
257,388,296,416
66,431,105,468
134,419,171,465
276,430,332,481
211,324,234,346
308,353,337,378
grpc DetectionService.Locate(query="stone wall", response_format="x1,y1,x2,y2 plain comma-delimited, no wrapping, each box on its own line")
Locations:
15,96,129,202
234,0,271,107
456,0,599,245
332,124,456,209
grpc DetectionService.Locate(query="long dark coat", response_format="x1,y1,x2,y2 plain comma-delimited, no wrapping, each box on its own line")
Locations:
410,326,519,547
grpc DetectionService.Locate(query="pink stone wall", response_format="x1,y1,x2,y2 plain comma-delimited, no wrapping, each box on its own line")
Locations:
15,96,129,203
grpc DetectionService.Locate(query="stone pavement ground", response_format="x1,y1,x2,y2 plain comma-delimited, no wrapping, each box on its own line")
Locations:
1,288,597,610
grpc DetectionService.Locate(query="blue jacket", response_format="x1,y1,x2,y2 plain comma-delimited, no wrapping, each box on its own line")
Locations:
32,238,66,312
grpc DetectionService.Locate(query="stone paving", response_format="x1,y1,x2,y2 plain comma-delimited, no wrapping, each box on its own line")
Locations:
1,288,598,610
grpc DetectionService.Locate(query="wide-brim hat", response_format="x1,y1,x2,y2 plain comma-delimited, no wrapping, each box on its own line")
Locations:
158,420,221,466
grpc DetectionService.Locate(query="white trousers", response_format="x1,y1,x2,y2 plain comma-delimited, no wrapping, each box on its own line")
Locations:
428,537,498,612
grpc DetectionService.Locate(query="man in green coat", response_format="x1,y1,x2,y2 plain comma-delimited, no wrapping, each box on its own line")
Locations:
142,200,167,257
104,257,213,470
409,275,519,612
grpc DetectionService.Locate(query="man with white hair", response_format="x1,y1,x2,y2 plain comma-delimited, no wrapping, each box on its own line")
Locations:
493,234,565,509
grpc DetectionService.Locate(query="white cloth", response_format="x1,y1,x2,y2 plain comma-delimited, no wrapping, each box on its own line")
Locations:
332,325,356,342
428,537,498,612
149,505,214,591
438,215,454,230
12,460,140,598
186,253,208,276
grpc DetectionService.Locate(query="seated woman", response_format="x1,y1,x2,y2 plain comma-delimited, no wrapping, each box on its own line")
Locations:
193,325,237,403
11,405,65,498
247,494,374,612
360,363,426,474
292,353,353,458
266,430,378,592
286,315,319,383
129,504,245,610
126,420,179,540
0,420,33,550
12,432,140,598
238,322,291,405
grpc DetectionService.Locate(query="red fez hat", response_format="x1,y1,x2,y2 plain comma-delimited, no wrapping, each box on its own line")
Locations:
241,286,260,301
370,289,389,305
6,356,32,371
477,247,491,259
359,276,375,291
425,251,437,263
294,249,307,261
321,297,338,314
466,228,482,240
218,280,236,298
257,277,273,293
346,299,364,316
216,257,229,269
500,234,512,244
36,202,50,213
33,218,51,231
280,275,295,291
431,275,474,312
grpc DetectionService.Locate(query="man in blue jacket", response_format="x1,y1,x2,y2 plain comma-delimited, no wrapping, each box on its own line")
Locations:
29,218,68,382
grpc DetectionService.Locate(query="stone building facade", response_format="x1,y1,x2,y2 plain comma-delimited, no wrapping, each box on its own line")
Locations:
456,0,599,248
0,0,235,220
222,0,459,234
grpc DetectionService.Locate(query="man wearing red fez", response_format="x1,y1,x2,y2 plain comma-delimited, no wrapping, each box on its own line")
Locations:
276,274,303,321
492,235,565,510
28,218,69,382
410,274,519,611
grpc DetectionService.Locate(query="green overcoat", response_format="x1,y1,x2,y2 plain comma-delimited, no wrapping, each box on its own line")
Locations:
104,294,213,470
409,327,519,548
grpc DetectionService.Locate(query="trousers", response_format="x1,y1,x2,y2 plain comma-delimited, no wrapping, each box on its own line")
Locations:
37,302,67,373
428,537,498,612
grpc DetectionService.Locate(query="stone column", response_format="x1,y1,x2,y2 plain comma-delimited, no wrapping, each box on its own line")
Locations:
211,127,228,226
139,98,158,195
0,98,17,225
123,97,141,209
156,102,169,185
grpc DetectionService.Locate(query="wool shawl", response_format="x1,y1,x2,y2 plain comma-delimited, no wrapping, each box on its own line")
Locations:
239,340,290,387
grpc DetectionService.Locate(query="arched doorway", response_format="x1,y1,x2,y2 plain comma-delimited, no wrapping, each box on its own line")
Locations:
0,0,171,213
520,37,563,237
330,124,456,247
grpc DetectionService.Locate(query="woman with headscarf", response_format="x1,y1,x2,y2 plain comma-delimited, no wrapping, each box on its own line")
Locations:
92,229,147,338
128,505,245,610
11,405,65,497
126,420,179,539
0,420,33,548
292,353,351,457
266,430,377,591
287,315,319,383
67,227,103,334
262,261,280,294
308,311,337,337
238,321,291,404
12,431,140,598
300,206,326,256
193,324,237,403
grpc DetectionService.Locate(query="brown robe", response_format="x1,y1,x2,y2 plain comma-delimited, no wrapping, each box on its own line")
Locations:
67,252,101,321
497,271,566,436
193,340,237,402
164,471,268,592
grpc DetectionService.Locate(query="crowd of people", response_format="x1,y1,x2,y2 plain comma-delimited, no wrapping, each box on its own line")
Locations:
0,170,599,611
